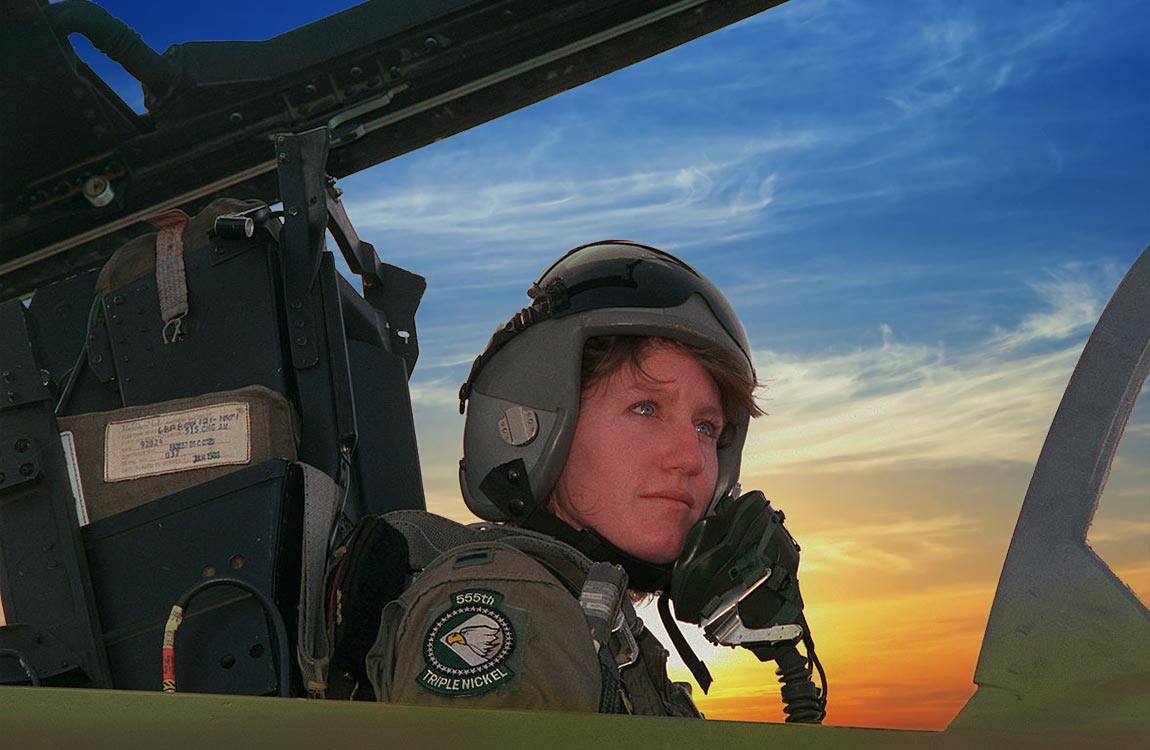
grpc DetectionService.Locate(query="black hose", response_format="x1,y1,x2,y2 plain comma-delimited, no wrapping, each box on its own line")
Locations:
169,576,292,697
0,648,42,687
773,645,825,724
45,0,177,98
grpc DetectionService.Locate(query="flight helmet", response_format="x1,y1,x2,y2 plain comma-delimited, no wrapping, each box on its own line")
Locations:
458,240,756,587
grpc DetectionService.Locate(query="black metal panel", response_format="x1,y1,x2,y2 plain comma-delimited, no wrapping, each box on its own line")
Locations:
348,340,425,515
83,459,304,694
25,268,100,383
99,233,289,407
0,300,112,688
1,0,790,300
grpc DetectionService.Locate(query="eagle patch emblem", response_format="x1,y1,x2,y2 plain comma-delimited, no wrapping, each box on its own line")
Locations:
418,589,517,695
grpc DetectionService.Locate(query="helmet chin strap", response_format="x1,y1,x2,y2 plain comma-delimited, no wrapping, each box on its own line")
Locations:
480,459,671,592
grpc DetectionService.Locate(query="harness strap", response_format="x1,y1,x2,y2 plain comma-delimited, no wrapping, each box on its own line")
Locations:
148,209,190,343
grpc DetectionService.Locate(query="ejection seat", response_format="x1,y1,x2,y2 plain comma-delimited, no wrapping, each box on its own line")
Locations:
0,129,425,696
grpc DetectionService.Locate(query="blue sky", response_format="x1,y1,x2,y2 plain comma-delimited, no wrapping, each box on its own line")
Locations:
70,0,1148,726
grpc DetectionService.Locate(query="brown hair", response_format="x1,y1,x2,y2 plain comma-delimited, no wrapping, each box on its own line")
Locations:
579,335,765,429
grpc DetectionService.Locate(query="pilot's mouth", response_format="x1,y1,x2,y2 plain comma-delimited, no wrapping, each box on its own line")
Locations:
643,494,693,509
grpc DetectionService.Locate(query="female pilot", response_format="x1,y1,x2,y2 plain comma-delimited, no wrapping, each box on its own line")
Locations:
367,241,762,716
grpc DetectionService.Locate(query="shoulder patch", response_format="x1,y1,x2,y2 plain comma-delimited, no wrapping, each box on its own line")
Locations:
418,589,518,696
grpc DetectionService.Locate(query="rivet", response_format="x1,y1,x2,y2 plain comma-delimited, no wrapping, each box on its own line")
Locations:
423,37,439,50
304,83,318,96
112,295,124,305
295,336,308,346
229,112,243,124
19,463,35,476
349,66,363,78
1,370,13,382
507,468,521,482
508,498,525,514
15,438,30,452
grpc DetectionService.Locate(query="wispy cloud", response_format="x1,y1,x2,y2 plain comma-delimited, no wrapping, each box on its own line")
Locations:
800,515,978,573
344,131,823,265
1088,519,1150,544
744,267,1116,473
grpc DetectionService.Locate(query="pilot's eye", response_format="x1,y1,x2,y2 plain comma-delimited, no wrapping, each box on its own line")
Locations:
630,401,656,417
696,420,720,439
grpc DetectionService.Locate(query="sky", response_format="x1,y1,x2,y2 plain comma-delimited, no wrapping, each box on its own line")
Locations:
68,0,1149,731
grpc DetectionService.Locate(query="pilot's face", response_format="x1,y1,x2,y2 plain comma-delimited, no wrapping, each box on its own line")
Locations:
549,343,723,564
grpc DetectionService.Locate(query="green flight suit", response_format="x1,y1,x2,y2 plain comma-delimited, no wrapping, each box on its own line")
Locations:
365,539,701,717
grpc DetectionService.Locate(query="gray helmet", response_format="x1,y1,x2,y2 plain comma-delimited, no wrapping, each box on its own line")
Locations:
458,240,755,525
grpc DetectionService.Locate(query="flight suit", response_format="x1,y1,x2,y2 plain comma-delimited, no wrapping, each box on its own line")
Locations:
365,539,701,717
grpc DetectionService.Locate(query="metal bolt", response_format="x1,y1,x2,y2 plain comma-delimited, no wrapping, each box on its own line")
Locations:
507,468,521,482
304,83,318,96
15,438,29,452
7,391,17,401
295,336,308,346
112,295,124,305
423,36,439,50
278,152,288,161
508,498,525,514
388,65,402,78
19,462,35,476
229,111,243,124
1,370,13,382
349,66,363,78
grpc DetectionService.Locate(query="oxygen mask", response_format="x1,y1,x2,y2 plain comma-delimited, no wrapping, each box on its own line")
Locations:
660,491,827,723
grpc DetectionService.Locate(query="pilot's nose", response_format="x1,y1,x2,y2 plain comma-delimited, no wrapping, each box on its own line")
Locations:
662,420,706,476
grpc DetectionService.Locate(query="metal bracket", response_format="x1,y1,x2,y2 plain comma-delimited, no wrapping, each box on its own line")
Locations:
704,607,803,648
325,181,426,375
273,128,331,370
0,434,43,495
0,301,51,411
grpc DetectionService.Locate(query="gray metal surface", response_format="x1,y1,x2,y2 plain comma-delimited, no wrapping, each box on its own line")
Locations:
950,247,1150,733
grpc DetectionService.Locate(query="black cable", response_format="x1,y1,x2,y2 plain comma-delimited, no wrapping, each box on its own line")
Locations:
657,591,713,693
168,576,291,697
0,648,42,687
55,293,104,416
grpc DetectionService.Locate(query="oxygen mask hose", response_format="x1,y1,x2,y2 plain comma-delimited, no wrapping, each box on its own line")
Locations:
668,491,827,723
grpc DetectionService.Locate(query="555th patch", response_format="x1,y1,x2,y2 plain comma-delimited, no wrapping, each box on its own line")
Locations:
418,589,520,696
